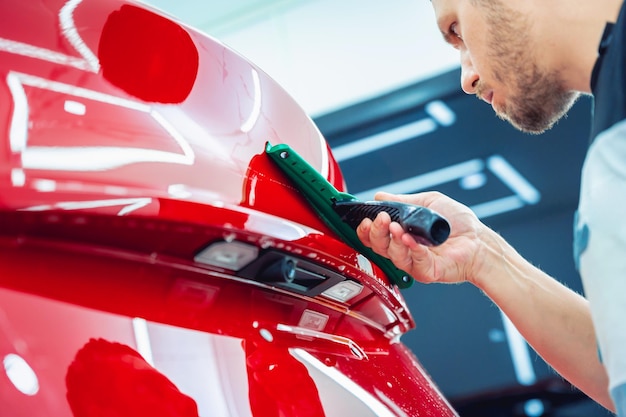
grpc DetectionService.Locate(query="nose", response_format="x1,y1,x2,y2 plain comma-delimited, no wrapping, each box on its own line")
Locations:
460,50,479,94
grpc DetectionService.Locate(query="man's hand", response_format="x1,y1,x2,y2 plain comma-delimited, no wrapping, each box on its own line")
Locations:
356,191,488,286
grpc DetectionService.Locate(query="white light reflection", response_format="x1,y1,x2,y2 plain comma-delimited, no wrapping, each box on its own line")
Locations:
21,197,152,215
0,37,96,72
354,155,540,221
459,172,487,190
487,155,540,204
64,100,86,115
281,326,365,360
425,100,456,126
6,72,28,153
524,399,545,417
500,311,537,386
319,134,330,182
150,109,195,164
3,353,39,396
373,388,410,417
15,72,149,111
355,159,484,201
240,68,261,133
0,0,99,73
11,169,25,187
7,72,195,171
23,147,193,171
33,179,57,192
332,118,437,163
168,184,193,199
59,0,100,72
240,208,313,241
330,100,456,164
132,318,154,366
292,349,398,417
471,196,525,219
356,254,374,275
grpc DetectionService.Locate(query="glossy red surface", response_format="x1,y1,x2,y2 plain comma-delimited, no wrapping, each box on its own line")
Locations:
0,0,458,415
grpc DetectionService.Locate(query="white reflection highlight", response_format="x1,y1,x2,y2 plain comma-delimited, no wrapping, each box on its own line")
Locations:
0,0,99,73
11,169,25,187
373,389,410,417
487,155,541,204
21,197,152,215
355,159,484,201
3,354,39,396
0,38,96,72
425,100,456,126
240,68,261,133
23,146,192,171
292,349,398,417
319,136,330,183
7,72,195,171
64,100,86,115
59,0,100,72
471,196,525,219
238,206,313,241
500,311,537,386
156,106,231,161
132,318,154,366
33,179,57,192
150,109,195,164
168,184,193,199
6,72,28,153
459,172,487,190
15,72,149,111
332,118,437,163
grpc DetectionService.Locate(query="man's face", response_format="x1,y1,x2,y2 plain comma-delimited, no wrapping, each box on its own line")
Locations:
431,0,579,133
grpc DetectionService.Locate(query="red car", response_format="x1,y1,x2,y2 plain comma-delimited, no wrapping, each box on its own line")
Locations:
0,0,457,415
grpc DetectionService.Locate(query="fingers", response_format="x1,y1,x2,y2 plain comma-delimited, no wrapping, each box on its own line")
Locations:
386,221,413,268
357,211,412,252
358,212,426,275
357,211,392,254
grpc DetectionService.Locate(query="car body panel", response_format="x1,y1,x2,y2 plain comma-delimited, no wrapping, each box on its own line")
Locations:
0,0,457,415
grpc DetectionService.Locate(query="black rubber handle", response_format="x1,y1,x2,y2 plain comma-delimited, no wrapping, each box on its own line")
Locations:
333,200,450,246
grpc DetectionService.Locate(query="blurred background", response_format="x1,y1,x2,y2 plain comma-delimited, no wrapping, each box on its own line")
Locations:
139,1,611,416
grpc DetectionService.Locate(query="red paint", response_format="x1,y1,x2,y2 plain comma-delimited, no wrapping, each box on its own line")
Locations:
0,0,457,415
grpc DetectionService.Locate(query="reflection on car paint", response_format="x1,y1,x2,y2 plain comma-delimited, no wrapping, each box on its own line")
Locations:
0,0,459,415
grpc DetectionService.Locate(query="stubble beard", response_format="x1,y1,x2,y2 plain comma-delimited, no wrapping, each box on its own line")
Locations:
496,64,580,134
481,2,580,134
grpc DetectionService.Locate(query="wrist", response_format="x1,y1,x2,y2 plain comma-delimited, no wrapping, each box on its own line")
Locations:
468,227,515,290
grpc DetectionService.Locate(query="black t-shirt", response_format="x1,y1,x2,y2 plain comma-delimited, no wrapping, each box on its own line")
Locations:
575,0,626,393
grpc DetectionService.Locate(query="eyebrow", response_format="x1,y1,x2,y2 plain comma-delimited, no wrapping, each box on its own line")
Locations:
436,19,453,44
435,12,456,46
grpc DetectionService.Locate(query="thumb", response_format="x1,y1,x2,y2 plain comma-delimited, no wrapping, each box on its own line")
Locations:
374,191,444,209
374,191,422,205
373,191,403,202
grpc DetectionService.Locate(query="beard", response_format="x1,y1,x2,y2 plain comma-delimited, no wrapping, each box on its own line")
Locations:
477,0,580,134
495,70,580,134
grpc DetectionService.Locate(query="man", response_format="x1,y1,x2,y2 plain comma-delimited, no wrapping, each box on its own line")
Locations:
356,0,626,414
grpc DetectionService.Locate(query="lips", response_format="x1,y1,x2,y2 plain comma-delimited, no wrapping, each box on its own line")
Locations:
480,91,494,105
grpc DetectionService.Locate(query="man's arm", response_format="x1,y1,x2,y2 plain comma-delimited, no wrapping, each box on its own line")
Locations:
473,228,613,411
357,191,615,411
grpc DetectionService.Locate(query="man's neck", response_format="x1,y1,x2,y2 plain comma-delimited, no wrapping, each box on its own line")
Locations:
533,0,624,92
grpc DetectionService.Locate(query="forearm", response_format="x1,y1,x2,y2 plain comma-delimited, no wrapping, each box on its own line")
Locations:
472,228,614,411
